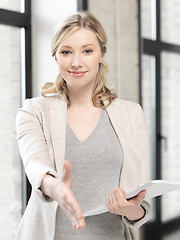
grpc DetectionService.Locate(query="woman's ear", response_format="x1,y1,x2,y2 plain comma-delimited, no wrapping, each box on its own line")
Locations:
99,53,105,63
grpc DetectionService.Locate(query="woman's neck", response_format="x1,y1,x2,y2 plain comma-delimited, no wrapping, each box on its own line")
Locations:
68,85,95,109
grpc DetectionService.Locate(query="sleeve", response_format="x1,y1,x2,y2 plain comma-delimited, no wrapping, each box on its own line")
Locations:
122,103,151,228
16,99,58,202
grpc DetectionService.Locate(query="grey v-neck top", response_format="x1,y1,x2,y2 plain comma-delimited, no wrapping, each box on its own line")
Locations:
54,109,125,239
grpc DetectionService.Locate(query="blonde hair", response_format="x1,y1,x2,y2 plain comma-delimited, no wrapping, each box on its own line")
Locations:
41,11,117,108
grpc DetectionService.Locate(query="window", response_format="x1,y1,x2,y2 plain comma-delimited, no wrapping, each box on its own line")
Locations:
0,0,31,238
139,0,180,239
0,0,22,12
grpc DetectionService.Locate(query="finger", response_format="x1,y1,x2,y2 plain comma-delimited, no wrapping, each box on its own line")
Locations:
62,204,77,224
62,160,72,183
121,189,127,195
107,189,120,212
107,192,112,211
78,217,86,229
63,207,80,229
59,188,82,220
66,194,85,227
61,200,85,229
130,190,146,205
114,188,127,204
136,190,146,203
64,193,82,220
107,190,116,207
61,200,77,219
106,196,111,211
111,189,119,204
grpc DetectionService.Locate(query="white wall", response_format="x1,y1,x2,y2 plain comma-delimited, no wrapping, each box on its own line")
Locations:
89,0,139,102
0,2,22,240
0,25,22,240
31,0,77,97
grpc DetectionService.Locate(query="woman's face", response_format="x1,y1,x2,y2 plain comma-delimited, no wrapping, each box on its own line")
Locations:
55,28,105,89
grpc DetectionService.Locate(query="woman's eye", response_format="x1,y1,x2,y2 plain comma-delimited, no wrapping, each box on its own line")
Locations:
84,49,92,54
61,51,71,55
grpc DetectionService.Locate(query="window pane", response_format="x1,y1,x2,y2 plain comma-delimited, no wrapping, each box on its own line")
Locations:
141,0,156,40
161,0,180,45
161,52,180,222
0,0,22,12
0,25,22,239
141,54,156,221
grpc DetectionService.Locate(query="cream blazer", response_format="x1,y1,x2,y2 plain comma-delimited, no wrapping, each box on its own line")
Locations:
15,96,151,240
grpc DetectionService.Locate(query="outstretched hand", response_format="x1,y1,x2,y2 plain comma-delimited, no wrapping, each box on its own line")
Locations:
106,188,146,221
55,160,86,229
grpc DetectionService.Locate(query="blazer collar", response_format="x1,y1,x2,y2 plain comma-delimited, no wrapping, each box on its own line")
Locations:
106,99,129,140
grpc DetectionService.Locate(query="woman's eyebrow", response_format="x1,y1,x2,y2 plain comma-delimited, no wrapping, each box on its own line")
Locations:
82,44,95,47
60,44,95,49
60,45,72,49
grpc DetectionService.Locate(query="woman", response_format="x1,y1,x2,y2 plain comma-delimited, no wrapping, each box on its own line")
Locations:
16,11,151,240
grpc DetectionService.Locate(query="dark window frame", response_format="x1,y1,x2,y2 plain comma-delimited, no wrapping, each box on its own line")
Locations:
0,0,32,212
138,0,180,239
77,0,88,11
0,0,32,99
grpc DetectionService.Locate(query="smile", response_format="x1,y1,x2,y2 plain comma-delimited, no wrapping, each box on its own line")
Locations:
68,71,87,78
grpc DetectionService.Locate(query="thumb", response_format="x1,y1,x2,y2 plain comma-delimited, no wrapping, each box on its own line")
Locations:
62,160,72,183
135,190,146,204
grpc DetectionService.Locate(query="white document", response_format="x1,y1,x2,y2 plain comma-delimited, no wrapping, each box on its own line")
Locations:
83,180,180,217
125,180,180,199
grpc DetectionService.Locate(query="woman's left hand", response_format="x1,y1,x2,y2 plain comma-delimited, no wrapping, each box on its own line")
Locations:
106,188,146,221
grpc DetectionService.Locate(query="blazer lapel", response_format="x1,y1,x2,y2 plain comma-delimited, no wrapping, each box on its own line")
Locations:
106,99,130,147
50,97,67,178
106,99,131,189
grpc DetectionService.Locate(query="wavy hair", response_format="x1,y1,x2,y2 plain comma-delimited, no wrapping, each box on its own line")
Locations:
41,11,117,108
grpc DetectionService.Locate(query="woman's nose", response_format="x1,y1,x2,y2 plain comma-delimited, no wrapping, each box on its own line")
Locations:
71,54,82,68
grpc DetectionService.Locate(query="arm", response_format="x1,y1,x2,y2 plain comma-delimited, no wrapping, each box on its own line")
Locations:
16,99,85,229
16,99,58,201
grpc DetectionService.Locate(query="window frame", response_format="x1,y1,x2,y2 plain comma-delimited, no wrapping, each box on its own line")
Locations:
138,0,180,239
0,0,32,213
77,0,88,11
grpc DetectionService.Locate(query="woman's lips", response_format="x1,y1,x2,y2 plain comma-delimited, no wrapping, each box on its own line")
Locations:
69,71,87,78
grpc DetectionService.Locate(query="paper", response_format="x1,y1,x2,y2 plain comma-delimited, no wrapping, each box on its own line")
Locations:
83,180,180,217
125,180,180,199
